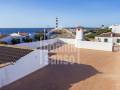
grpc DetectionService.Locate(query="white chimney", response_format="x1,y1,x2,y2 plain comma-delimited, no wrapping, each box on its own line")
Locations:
76,27,83,41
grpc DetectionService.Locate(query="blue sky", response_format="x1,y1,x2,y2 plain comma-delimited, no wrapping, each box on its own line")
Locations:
0,0,120,28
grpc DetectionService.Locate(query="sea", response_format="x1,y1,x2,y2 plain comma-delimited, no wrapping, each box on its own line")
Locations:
0,28,53,35
0,27,97,35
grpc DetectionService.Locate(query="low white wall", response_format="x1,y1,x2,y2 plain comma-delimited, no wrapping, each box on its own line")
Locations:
75,40,113,51
95,37,120,45
0,50,48,88
17,38,113,51
58,38,75,45
95,37,113,43
16,38,76,49
16,39,58,49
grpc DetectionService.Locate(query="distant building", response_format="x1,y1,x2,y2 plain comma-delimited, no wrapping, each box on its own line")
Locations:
95,24,120,45
0,32,35,44
109,24,120,33
75,26,113,51
100,25,106,29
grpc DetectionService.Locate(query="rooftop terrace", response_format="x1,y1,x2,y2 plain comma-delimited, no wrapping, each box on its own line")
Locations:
1,44,120,90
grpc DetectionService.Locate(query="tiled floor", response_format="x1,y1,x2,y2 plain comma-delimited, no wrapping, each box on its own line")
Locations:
1,44,120,90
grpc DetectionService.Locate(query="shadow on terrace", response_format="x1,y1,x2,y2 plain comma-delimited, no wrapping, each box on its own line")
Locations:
1,59,100,90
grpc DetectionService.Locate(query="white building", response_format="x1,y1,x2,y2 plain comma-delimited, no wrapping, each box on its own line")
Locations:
109,24,120,33
75,26,113,51
0,32,35,44
95,25,120,45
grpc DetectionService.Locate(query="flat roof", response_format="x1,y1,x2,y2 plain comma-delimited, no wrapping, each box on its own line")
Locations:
0,45,33,68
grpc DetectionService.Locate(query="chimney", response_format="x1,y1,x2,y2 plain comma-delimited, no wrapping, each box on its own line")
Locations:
76,27,84,41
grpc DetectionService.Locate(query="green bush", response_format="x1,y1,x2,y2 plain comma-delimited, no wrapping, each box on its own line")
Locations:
86,34,95,39
85,28,111,40
34,33,44,41
22,37,32,42
11,38,20,44
95,29,111,35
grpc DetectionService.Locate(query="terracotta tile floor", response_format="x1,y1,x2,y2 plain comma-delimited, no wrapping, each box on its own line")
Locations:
1,44,120,90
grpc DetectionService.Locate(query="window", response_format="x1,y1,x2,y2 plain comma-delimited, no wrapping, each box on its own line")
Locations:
104,38,108,42
117,39,120,43
98,38,101,42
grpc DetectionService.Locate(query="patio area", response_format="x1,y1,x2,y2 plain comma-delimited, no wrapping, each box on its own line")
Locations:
1,44,120,90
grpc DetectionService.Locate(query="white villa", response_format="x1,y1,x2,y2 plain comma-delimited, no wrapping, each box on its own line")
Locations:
95,25,120,45
0,32,35,44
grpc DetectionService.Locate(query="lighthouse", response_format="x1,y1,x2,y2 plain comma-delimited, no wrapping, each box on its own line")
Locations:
56,17,59,29
76,27,84,41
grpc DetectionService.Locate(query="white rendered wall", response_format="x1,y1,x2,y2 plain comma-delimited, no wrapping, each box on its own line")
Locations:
95,37,113,43
76,29,83,40
17,38,76,49
95,37,120,45
109,25,120,33
17,38,113,51
0,50,48,88
58,38,75,45
75,40,113,51
16,39,58,49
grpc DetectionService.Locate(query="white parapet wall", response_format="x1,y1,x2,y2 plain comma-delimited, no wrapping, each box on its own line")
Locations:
17,38,113,51
16,38,76,49
16,39,58,49
75,40,113,51
0,49,48,88
58,38,75,45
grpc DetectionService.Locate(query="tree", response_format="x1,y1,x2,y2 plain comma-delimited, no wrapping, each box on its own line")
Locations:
34,33,44,41
22,37,32,42
11,38,20,44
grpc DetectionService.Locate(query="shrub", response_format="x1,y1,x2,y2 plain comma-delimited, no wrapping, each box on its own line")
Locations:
11,38,20,44
0,41,8,44
85,28,111,40
22,37,32,42
34,33,44,41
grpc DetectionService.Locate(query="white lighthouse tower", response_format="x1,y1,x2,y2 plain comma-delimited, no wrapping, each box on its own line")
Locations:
56,17,59,29
76,26,84,41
